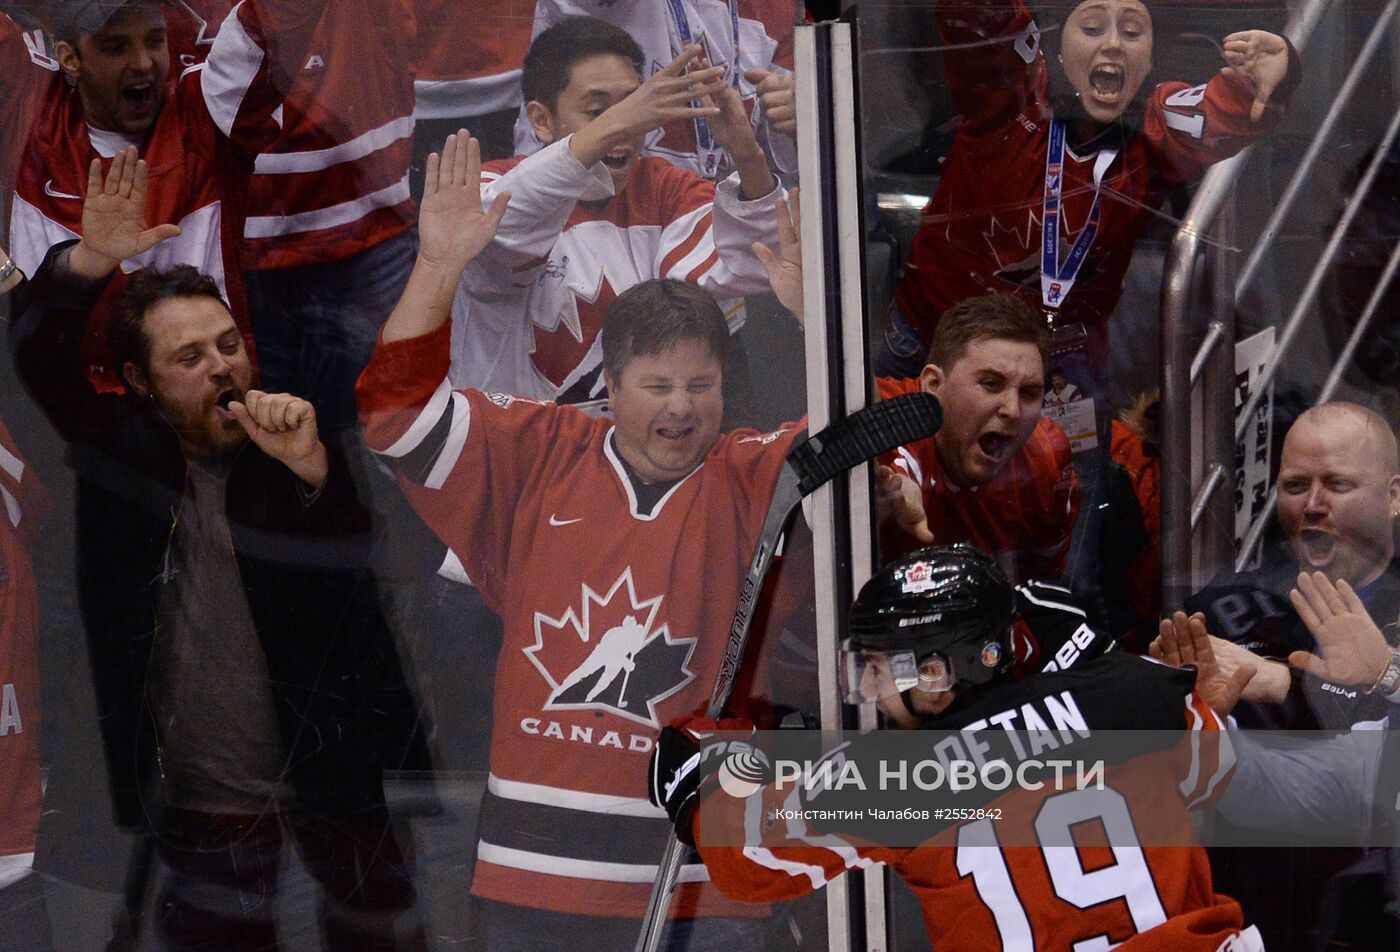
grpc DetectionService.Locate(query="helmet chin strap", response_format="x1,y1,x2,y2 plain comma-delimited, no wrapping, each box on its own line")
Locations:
899,688,922,719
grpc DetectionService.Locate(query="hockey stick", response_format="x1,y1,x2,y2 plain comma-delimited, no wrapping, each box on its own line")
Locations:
634,391,943,952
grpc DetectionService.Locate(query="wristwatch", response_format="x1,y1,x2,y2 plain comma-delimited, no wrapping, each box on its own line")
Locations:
1367,644,1400,697
0,257,18,290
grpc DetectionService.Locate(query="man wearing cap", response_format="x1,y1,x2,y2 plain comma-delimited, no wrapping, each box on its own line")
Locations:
7,0,329,390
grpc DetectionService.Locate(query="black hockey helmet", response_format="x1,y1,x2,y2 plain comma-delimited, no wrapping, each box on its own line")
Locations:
840,544,1015,704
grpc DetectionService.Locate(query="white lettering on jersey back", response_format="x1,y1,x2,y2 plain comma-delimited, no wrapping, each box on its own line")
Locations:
22,29,58,70
0,683,22,736
525,567,697,728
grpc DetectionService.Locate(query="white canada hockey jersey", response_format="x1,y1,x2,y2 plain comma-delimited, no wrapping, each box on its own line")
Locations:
515,0,799,176
450,136,783,405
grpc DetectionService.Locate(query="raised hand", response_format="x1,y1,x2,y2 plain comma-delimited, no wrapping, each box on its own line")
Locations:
1221,30,1290,122
70,146,181,280
1150,611,1256,716
418,130,510,277
874,463,933,545
745,68,796,138
572,46,725,167
229,390,328,490
752,189,802,321
696,60,775,197
1288,571,1392,688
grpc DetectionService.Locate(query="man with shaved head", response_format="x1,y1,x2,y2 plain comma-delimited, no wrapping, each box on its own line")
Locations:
1177,403,1400,949
1186,401,1400,729
1276,403,1400,589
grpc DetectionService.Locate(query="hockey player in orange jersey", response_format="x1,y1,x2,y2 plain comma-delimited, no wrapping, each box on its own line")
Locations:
651,544,1262,951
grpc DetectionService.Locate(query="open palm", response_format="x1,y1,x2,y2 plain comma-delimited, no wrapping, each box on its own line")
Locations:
80,147,180,267
418,130,509,277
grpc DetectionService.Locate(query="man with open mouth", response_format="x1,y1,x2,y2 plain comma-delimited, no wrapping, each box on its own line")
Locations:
875,293,1080,586
446,17,787,416
7,0,336,393
1186,402,1400,732
12,149,429,950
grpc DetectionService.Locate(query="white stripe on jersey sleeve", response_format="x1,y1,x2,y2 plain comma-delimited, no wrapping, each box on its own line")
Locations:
243,175,410,238
436,547,472,585
200,4,266,139
893,445,923,487
1018,583,1087,618
423,391,472,490
738,786,880,891
253,116,415,175
379,377,454,458
476,842,711,884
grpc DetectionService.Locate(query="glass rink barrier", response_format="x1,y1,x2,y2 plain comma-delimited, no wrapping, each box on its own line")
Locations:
0,0,1396,950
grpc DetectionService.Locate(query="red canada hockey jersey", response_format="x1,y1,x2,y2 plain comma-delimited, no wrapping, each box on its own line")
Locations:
8,0,327,387
694,653,1257,952
242,0,417,270
412,0,534,120
358,321,803,918
143,0,416,270
893,0,1285,351
878,376,1079,581
0,12,55,244
0,417,46,875
164,0,232,68
517,0,799,176
452,138,783,405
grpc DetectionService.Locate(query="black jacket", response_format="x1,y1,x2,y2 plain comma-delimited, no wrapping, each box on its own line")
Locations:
12,242,427,828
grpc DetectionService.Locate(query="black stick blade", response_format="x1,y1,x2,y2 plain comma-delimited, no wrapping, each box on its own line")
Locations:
788,392,943,495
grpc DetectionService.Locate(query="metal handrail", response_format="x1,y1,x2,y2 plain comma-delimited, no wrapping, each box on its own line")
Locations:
1234,0,1400,297
1159,0,1335,608
1236,232,1400,570
1232,100,1400,442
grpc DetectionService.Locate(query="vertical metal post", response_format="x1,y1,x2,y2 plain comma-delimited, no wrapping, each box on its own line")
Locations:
795,22,854,952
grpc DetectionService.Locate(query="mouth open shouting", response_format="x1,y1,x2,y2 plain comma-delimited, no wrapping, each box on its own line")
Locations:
1299,528,1338,569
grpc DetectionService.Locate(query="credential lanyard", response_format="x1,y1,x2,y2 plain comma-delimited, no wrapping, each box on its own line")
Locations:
667,0,740,178
1040,117,1117,320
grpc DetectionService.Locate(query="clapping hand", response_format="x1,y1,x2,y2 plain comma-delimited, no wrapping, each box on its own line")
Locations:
745,69,796,138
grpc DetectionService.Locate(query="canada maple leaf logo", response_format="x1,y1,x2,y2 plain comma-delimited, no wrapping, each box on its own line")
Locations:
525,568,698,727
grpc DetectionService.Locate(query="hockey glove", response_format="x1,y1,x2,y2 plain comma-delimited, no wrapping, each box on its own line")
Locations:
649,713,760,846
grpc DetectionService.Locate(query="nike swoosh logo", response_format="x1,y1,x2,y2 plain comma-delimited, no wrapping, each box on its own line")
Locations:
548,514,583,527
44,180,82,200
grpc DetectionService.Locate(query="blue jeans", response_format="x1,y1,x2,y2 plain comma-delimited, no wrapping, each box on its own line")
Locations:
245,231,416,435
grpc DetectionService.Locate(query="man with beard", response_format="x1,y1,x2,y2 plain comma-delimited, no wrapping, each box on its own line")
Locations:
1172,402,1400,952
12,149,427,951
1184,402,1400,730
875,293,1080,584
